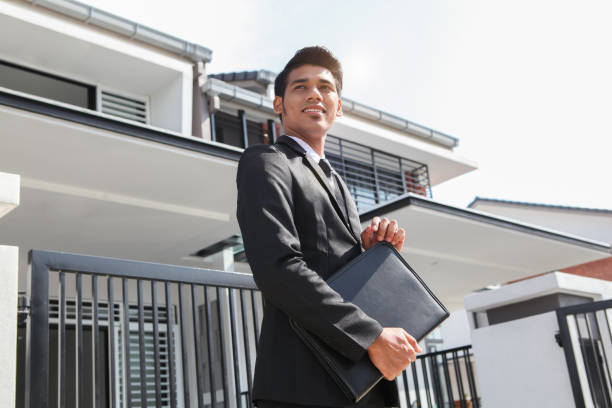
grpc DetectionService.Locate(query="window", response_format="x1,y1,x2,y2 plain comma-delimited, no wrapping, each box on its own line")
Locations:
213,111,268,149
0,60,95,109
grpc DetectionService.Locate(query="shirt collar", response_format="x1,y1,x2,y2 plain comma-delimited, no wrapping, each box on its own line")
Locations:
286,135,325,161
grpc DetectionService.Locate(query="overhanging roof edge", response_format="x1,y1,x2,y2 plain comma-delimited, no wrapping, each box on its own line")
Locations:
359,194,612,253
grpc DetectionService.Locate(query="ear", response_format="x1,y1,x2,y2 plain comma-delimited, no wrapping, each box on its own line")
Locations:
336,98,343,117
273,96,283,114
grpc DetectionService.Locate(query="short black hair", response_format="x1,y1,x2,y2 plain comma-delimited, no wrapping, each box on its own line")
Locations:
274,46,343,98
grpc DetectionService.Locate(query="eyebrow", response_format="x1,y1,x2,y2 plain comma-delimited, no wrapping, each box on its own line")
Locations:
289,78,335,87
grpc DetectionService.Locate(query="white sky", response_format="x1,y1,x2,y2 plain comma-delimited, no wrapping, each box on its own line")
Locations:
86,0,612,209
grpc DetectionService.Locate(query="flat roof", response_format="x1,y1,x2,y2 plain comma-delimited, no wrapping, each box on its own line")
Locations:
468,197,612,215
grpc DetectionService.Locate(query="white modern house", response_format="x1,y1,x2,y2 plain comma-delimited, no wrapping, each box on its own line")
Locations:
1,1,610,407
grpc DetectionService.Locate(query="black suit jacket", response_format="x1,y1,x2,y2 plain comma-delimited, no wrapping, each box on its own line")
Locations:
236,136,399,406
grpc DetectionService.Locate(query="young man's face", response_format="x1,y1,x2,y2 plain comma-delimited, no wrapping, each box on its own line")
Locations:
273,64,342,142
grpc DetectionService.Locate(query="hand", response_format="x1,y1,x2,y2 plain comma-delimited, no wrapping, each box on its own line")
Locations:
367,328,422,380
361,217,405,251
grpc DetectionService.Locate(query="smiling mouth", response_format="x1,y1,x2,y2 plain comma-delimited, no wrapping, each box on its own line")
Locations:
303,109,325,115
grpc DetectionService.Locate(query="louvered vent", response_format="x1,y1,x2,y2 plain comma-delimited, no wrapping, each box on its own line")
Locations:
99,89,149,124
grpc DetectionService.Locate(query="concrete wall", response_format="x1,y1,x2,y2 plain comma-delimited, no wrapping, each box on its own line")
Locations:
471,311,574,408
0,171,20,408
466,272,612,408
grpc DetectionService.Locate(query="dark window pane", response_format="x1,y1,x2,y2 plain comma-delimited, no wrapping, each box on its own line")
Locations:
215,111,244,148
0,61,94,109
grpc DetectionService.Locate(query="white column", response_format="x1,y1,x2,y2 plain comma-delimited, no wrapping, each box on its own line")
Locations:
0,171,20,408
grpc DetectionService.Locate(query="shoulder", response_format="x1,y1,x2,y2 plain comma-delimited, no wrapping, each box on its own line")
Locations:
237,143,294,184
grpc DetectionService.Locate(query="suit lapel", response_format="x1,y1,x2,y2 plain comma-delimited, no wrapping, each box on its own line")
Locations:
276,136,360,244
335,173,363,239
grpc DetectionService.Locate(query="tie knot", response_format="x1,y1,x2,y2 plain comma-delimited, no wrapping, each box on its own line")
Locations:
318,158,334,177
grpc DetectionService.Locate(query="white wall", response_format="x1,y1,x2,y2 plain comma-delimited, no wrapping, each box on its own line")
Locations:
0,171,20,408
471,311,574,408
150,74,190,133
438,309,472,350
471,202,612,245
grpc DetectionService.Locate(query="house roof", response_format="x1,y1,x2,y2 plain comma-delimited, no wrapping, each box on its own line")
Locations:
468,197,612,215
21,0,213,63
205,72,460,149
359,193,610,310
209,70,276,86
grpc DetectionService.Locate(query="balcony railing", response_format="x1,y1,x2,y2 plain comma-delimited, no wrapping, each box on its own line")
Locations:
325,135,431,213
19,250,474,408
210,112,432,213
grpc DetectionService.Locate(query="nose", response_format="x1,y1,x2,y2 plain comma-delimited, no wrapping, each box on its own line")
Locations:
306,86,322,101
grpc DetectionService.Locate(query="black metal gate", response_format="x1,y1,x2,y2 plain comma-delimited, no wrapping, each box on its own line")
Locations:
19,249,478,408
557,299,612,408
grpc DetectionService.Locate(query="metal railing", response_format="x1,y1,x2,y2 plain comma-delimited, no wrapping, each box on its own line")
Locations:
325,135,431,213
557,299,612,408
20,249,471,408
399,345,479,408
22,249,261,408
209,110,432,212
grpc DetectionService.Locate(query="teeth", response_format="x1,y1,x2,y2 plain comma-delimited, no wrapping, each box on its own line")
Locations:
304,109,323,113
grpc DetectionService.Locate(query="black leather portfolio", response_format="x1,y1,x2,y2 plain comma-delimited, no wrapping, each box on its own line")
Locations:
290,241,449,403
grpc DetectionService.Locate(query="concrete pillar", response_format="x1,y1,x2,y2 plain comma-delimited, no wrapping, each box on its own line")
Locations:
464,272,612,408
0,171,20,408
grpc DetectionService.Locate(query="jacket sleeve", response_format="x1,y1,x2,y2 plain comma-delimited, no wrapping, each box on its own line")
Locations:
236,145,383,363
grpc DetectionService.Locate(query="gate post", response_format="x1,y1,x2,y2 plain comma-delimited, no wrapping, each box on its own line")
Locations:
25,251,50,408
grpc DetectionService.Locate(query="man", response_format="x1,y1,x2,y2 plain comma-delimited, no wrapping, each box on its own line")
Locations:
236,46,421,408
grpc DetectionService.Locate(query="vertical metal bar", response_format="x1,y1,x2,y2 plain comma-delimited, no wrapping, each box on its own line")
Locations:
108,277,117,408
239,290,254,407
122,278,133,408
429,355,444,408
425,165,432,198
165,282,177,408
399,157,407,194
250,291,260,352
92,275,101,408
420,357,432,407
26,254,50,408
191,284,205,408
402,370,412,408
215,287,228,406
462,348,478,407
210,112,217,142
267,119,276,143
575,313,598,405
76,273,85,408
584,312,608,406
442,352,454,406
371,150,381,204
593,309,612,404
178,283,192,408
556,310,586,408
203,286,217,408
411,362,421,408
151,281,162,408
58,272,66,408
227,289,242,408
137,280,147,408
239,109,248,148
452,351,466,408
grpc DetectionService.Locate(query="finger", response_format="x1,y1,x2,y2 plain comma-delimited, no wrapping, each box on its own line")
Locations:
361,225,372,248
404,332,422,353
392,228,405,245
407,347,417,363
371,217,381,233
377,218,389,241
384,220,398,242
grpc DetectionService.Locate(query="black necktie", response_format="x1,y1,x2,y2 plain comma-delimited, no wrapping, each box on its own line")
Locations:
318,158,349,221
